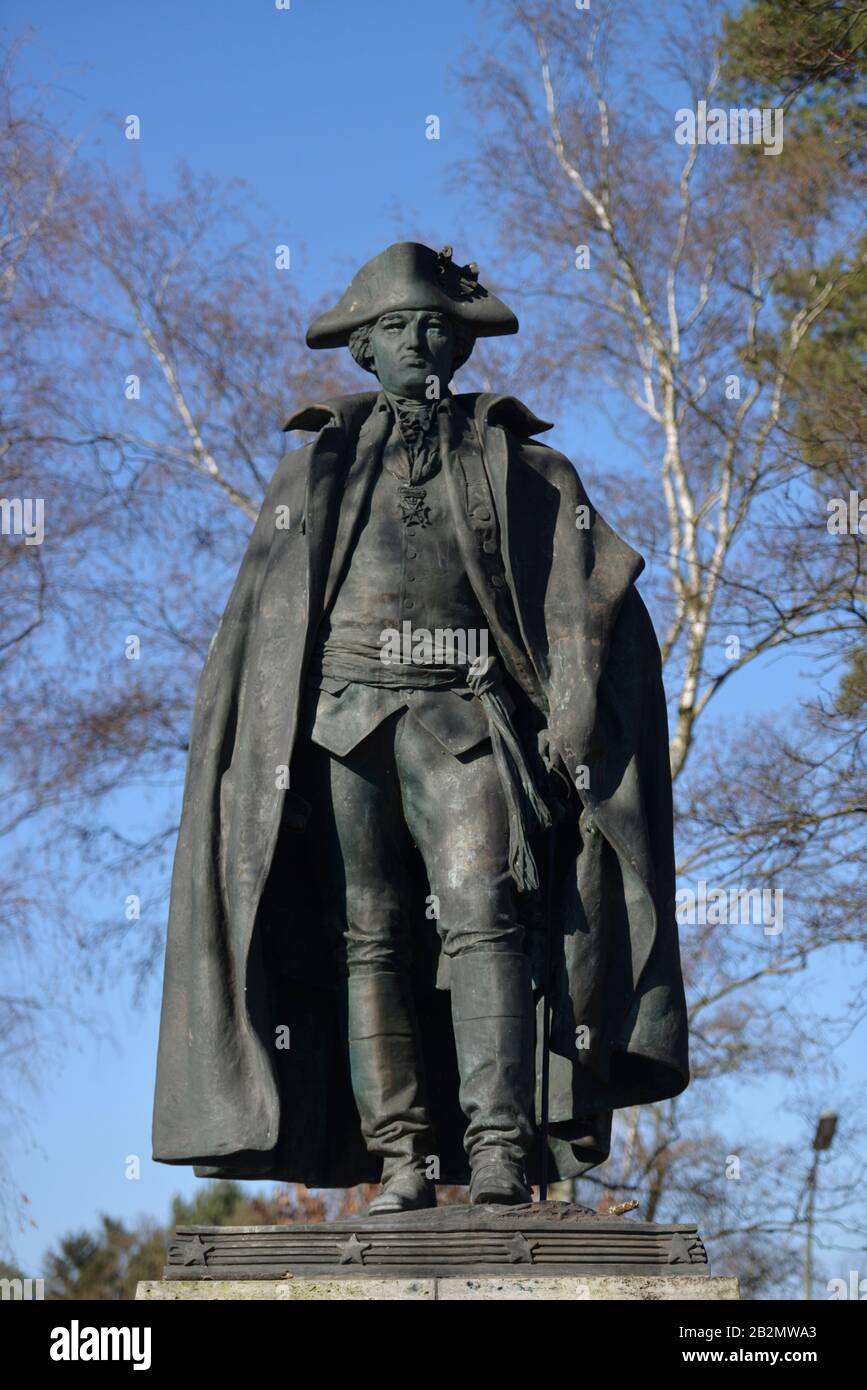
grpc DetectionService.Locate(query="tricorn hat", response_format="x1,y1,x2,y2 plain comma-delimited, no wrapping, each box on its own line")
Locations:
306,241,519,349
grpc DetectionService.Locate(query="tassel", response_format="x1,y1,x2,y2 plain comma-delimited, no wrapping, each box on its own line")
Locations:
467,657,552,893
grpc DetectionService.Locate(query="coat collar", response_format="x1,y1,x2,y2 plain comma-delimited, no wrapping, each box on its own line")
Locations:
282,390,553,441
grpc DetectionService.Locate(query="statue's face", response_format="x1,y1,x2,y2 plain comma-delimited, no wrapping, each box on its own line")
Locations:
369,309,456,401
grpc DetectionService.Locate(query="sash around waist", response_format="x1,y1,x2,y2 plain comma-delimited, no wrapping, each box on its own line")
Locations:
311,633,480,691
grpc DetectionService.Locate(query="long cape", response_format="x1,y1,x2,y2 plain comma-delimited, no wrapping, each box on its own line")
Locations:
152,391,689,1184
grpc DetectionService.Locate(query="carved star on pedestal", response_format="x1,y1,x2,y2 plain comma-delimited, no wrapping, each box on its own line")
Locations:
668,1232,696,1265
336,1233,372,1266
506,1232,537,1264
173,1234,216,1267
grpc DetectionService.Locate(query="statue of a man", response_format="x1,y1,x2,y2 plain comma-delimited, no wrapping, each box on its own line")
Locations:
152,243,689,1215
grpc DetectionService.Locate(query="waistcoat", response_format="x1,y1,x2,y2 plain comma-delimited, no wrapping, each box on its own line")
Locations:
323,415,485,655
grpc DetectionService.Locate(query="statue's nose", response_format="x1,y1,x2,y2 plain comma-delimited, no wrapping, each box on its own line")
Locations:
400,326,426,357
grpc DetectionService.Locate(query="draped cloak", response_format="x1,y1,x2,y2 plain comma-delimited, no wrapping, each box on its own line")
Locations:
152,390,689,1185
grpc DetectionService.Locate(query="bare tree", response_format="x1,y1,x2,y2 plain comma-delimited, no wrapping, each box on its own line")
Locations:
460,0,867,1291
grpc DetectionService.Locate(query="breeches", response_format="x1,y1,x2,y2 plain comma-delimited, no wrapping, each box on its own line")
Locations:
293,709,523,975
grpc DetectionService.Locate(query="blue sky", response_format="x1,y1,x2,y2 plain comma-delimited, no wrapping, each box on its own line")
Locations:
15,0,483,302
2,0,861,1291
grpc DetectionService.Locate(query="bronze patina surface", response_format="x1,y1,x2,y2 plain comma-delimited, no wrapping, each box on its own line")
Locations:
152,242,689,1218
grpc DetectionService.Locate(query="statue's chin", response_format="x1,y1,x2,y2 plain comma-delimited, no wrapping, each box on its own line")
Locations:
389,386,430,402
379,370,439,400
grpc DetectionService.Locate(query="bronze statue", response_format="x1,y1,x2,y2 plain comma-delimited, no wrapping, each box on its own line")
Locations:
152,242,689,1214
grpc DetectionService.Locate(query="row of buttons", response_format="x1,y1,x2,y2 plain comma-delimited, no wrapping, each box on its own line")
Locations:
406,520,416,609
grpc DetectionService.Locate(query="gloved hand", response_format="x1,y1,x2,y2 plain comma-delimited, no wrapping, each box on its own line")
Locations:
538,728,566,777
537,729,572,822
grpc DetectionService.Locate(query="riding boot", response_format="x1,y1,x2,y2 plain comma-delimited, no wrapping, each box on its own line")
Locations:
346,971,437,1215
449,950,534,1204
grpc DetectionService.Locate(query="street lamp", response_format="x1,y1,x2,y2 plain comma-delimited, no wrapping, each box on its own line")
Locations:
804,1110,838,1300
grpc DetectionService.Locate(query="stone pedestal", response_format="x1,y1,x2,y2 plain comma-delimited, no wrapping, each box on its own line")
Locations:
137,1274,739,1300
141,1201,737,1300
